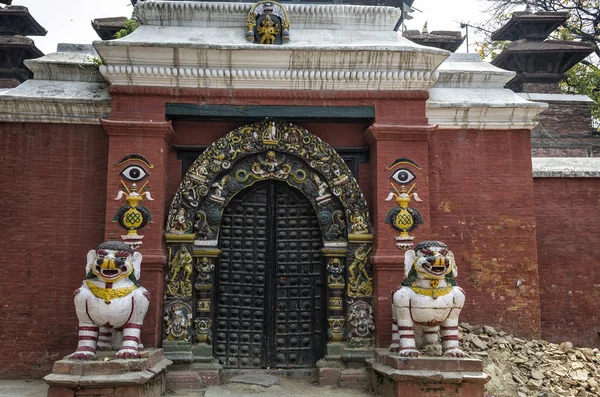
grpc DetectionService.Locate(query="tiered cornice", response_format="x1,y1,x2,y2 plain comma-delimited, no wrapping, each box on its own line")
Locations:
94,1,448,91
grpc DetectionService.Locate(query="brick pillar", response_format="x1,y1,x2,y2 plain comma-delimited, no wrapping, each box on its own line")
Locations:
364,123,436,347
100,119,175,348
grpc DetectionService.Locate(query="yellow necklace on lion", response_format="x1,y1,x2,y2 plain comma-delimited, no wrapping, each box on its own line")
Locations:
84,280,138,304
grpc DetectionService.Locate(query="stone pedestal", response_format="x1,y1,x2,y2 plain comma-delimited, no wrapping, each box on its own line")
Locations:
368,349,490,397
44,349,171,397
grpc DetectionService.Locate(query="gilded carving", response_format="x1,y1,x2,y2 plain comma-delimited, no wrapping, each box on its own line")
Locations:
347,245,373,297
328,318,345,342
385,158,424,250
327,258,345,289
113,155,154,248
167,120,370,245
246,1,290,45
166,246,193,298
347,300,375,339
195,319,212,344
194,256,215,291
164,302,192,341
112,182,153,249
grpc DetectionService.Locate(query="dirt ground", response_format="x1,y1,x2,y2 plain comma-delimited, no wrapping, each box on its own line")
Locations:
170,377,375,397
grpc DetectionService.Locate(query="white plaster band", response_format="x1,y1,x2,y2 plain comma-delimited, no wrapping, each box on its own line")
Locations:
135,1,401,31
99,64,440,91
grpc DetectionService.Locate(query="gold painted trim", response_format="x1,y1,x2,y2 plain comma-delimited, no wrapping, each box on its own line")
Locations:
165,233,196,242
410,285,453,298
348,233,374,243
192,248,222,257
321,248,348,257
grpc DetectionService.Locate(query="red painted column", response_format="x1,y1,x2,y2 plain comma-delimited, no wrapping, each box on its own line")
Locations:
364,123,436,347
100,119,175,348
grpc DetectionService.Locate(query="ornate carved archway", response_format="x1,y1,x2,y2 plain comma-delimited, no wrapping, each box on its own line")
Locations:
164,120,375,364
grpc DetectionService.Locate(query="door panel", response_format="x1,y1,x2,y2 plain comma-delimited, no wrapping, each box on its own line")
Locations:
215,181,324,369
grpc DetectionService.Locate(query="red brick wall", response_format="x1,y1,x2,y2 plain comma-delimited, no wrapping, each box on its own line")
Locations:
0,122,108,378
428,129,542,339
534,178,600,347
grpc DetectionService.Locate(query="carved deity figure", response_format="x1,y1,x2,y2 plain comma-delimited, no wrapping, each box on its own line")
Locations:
69,241,149,360
347,245,373,296
257,14,280,44
167,247,193,297
349,210,369,234
391,241,466,358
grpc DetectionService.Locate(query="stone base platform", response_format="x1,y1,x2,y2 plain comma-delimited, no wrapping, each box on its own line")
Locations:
44,349,172,397
368,349,490,397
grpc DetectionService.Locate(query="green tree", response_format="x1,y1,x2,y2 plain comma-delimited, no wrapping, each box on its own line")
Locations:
114,19,138,39
475,0,600,125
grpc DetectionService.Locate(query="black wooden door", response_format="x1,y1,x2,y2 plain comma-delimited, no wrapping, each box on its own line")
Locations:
215,181,325,368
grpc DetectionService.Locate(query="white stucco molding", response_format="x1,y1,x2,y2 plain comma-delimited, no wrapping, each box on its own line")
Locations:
532,157,600,178
136,1,401,31
94,1,449,90
427,53,548,130
0,80,111,124
24,44,106,83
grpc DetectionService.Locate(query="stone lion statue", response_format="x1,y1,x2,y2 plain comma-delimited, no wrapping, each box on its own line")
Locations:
391,240,466,358
69,241,149,360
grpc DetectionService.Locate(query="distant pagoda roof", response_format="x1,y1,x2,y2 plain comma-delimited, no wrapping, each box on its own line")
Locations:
0,35,43,83
491,11,568,42
491,10,595,93
0,5,47,36
91,17,129,40
493,40,595,75
403,30,465,52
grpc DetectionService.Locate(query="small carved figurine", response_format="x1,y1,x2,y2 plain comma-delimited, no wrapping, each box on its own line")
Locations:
391,241,466,357
69,241,149,360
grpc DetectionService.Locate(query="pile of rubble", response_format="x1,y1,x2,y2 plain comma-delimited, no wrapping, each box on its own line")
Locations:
457,323,600,397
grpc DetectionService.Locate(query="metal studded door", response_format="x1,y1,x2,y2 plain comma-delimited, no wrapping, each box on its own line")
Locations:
216,181,325,369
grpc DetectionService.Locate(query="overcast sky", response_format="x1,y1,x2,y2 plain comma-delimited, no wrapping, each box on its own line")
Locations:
17,0,491,54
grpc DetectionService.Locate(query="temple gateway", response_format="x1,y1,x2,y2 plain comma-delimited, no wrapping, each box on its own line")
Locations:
1,0,599,393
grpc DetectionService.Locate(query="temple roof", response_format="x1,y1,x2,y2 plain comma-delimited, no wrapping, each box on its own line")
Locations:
402,30,465,52
0,35,43,83
492,39,595,74
0,5,47,36
491,11,568,42
91,17,129,40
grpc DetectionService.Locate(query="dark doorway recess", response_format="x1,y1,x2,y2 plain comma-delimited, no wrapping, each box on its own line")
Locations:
215,181,325,368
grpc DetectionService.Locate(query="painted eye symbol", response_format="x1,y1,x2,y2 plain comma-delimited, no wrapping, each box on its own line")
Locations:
120,165,149,181
389,168,416,185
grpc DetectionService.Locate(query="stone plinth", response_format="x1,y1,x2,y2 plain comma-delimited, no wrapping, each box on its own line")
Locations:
368,349,490,397
44,349,172,397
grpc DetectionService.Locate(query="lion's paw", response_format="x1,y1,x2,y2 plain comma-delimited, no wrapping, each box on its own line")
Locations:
389,344,400,353
116,349,140,359
443,348,467,358
398,349,421,357
68,351,96,360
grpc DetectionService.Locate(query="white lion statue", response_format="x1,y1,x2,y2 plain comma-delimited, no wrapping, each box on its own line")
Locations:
391,240,466,357
69,241,149,360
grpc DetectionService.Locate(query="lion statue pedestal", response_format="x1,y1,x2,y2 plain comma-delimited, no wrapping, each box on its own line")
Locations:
367,241,490,397
43,241,171,397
